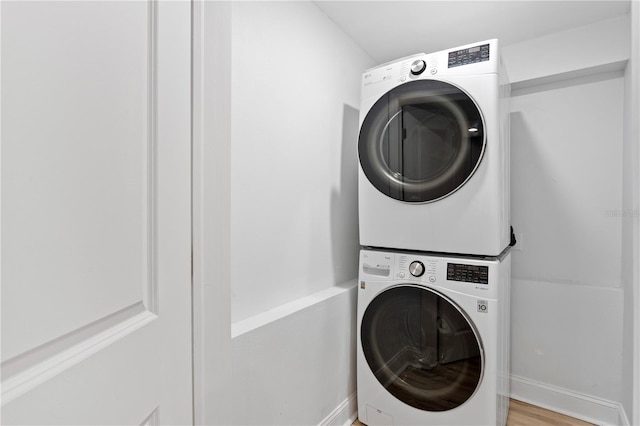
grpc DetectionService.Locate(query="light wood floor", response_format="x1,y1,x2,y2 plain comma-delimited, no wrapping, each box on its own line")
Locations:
506,400,594,426
352,399,594,426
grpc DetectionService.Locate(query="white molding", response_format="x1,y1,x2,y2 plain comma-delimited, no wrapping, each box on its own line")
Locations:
231,284,358,426
231,280,357,338
510,375,627,426
191,1,233,424
618,404,631,426
141,407,160,426
318,393,358,426
510,61,627,97
632,4,640,425
1,303,156,404
145,0,158,314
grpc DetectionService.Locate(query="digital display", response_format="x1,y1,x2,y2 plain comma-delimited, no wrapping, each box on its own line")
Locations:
448,44,490,68
447,263,489,284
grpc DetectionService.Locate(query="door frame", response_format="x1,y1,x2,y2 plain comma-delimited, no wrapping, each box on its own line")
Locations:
191,2,233,424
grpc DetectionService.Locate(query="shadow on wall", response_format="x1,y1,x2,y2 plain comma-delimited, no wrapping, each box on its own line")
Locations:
510,109,585,282
510,75,623,286
330,104,361,285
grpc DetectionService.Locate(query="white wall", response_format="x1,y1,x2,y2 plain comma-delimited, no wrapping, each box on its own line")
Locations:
230,1,373,324
228,2,373,424
509,76,625,414
504,15,629,423
231,284,357,426
503,15,629,85
510,77,623,289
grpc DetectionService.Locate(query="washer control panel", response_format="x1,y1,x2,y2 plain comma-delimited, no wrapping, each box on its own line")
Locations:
447,263,489,284
360,250,499,295
360,249,503,299
398,255,437,283
361,251,392,277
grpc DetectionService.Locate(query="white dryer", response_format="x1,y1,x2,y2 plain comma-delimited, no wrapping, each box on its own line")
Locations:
358,39,510,256
357,248,511,426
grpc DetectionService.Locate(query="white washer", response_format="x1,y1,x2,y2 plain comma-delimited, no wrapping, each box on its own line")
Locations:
357,248,511,426
358,39,510,256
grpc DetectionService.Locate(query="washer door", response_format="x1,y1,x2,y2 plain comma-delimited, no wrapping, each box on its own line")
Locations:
359,80,485,203
361,285,483,411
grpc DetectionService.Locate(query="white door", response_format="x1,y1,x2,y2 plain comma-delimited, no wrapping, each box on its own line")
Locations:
1,1,192,424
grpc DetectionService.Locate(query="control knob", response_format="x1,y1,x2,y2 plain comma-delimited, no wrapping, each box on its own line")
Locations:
409,261,425,277
410,59,427,75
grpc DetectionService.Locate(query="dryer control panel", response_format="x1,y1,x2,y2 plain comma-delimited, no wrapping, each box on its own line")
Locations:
447,43,490,68
360,39,499,102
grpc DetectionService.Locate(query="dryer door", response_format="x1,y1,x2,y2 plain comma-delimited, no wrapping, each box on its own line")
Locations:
361,285,483,411
359,80,485,203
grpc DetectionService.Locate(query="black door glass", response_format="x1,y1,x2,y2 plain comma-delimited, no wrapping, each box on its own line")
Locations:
361,286,483,411
359,80,484,203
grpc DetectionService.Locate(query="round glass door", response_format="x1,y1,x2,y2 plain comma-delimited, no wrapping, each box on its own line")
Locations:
358,80,485,203
361,285,483,411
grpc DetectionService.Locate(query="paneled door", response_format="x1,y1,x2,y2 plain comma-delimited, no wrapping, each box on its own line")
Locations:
1,1,192,424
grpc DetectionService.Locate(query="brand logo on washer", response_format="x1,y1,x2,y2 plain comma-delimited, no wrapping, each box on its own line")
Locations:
477,300,488,313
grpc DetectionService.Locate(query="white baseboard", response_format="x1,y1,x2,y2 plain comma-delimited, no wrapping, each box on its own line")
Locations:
331,381,632,426
510,375,629,426
617,404,631,426
318,392,358,426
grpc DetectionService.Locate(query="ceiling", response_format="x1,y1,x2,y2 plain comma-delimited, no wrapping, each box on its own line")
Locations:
314,1,631,65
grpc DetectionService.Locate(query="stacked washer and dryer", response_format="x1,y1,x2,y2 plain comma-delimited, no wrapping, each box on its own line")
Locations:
356,39,512,426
